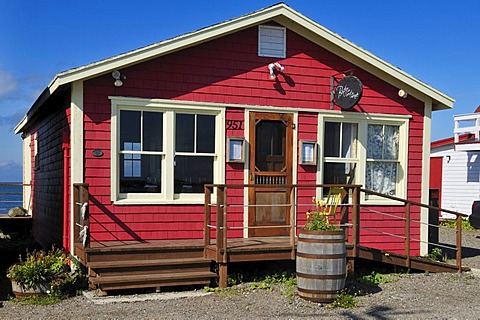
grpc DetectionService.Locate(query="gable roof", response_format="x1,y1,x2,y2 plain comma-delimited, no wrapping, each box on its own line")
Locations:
15,3,454,133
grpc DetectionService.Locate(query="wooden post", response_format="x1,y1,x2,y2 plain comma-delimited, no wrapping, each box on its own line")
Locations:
216,186,227,288
204,186,212,248
404,202,411,270
348,185,361,278
456,215,463,273
289,186,296,259
351,186,360,258
219,263,228,289
80,184,90,248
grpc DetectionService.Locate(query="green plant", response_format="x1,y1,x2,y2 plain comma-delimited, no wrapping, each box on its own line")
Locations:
329,290,357,308
440,219,475,231
303,197,340,231
427,248,446,262
7,247,87,298
358,271,397,286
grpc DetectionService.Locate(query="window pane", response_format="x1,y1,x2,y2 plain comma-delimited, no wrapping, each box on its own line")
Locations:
255,120,286,171
143,111,163,152
366,162,396,195
176,114,195,152
174,156,213,193
341,123,357,158
120,110,140,149
120,154,161,193
324,122,340,157
323,162,356,196
383,125,399,160
197,115,215,153
367,124,383,159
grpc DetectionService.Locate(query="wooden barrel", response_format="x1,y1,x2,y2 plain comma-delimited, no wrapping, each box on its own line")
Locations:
296,229,346,303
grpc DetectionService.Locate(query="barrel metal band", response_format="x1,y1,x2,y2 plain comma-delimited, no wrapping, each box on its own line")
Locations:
298,287,340,294
296,252,345,259
298,238,344,244
296,272,346,280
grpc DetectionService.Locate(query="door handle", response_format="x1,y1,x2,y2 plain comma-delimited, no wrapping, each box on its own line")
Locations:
250,172,254,182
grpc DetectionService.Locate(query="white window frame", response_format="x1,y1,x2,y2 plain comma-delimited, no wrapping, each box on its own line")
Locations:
258,25,286,58
110,97,225,204
319,113,410,204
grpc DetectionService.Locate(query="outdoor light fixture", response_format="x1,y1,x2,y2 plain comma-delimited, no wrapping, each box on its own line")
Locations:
268,62,285,79
112,70,126,87
398,89,408,98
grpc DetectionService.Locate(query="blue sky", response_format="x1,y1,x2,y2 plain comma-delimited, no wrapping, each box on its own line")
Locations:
1,0,479,182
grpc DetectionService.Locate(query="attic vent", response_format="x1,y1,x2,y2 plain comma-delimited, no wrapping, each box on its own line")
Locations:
258,25,286,58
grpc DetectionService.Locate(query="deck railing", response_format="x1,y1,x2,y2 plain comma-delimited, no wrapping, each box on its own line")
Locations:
204,184,468,273
0,182,31,215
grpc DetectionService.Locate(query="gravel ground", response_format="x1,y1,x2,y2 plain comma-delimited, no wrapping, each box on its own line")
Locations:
1,227,479,320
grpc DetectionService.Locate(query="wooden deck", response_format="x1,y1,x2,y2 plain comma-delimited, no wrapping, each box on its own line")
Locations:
79,236,468,293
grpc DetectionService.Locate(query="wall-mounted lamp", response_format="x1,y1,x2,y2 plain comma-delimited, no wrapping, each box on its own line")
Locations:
268,62,285,79
398,89,408,98
112,70,126,87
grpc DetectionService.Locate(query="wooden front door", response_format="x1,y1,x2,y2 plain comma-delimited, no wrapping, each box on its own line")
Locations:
248,112,293,237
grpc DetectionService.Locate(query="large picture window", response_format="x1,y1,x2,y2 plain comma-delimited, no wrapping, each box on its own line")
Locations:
111,98,224,203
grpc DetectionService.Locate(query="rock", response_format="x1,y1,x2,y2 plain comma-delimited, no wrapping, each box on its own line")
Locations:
7,207,27,217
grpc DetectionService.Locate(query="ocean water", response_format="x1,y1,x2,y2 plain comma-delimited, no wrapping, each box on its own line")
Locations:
0,184,23,215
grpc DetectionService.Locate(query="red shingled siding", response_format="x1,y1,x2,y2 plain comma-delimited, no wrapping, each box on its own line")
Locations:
83,27,425,254
29,92,70,248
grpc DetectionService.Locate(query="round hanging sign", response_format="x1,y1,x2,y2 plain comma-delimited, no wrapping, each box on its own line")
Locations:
334,76,363,109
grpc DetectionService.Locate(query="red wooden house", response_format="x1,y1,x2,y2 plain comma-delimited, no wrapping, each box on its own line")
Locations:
15,4,457,291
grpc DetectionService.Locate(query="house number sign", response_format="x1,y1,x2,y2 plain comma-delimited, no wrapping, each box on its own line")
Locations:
334,76,363,109
226,120,244,130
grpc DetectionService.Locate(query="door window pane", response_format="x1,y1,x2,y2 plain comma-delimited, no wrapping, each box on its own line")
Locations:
255,120,286,171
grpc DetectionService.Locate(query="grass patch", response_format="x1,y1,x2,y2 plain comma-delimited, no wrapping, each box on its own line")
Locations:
12,294,62,305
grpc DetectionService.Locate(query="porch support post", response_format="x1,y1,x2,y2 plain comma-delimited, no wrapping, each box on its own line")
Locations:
348,185,361,278
456,215,462,272
289,186,296,259
404,202,411,270
219,263,228,288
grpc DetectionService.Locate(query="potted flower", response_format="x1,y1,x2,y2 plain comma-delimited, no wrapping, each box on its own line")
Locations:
6,247,80,298
296,189,347,303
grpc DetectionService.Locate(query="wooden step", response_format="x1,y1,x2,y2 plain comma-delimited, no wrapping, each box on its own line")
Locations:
88,257,210,269
91,271,216,291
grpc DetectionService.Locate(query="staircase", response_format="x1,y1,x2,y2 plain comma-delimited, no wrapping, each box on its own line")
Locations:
84,244,217,293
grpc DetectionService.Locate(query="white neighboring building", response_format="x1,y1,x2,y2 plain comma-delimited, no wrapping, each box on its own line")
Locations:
431,110,480,218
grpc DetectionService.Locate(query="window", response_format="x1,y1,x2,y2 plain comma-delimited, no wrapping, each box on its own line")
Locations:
174,113,215,193
323,122,358,195
321,116,408,200
119,110,163,193
366,124,399,196
258,25,286,58
111,98,224,203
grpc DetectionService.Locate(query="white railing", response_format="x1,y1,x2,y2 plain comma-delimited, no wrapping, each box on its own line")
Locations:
454,113,480,144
